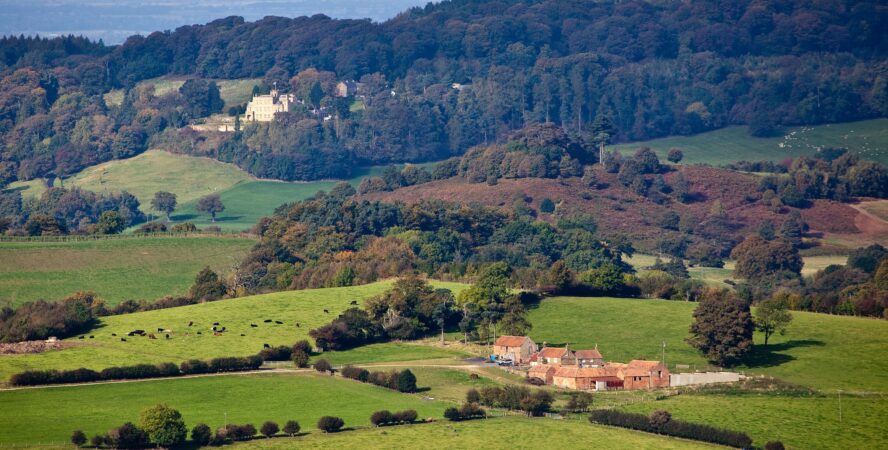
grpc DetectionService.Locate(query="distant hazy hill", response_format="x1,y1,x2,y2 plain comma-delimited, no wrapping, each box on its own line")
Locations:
0,0,426,44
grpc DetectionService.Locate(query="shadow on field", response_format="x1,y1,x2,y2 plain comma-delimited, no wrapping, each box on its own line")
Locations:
171,214,198,221
743,339,825,368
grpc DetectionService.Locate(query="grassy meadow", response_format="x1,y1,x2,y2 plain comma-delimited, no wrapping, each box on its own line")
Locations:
0,236,254,307
0,372,450,447
622,393,888,450
612,119,888,166
0,281,468,384
624,254,850,286
527,296,888,392
103,77,262,110
7,150,253,206
234,416,717,450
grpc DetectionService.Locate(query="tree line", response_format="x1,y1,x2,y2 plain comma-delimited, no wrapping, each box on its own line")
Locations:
1,0,885,186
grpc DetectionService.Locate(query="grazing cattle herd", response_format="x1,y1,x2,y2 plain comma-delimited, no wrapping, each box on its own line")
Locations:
93,303,360,346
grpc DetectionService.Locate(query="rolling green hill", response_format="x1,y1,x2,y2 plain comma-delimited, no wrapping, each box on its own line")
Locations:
612,119,888,166
0,236,255,307
527,296,888,392
8,150,253,206
0,281,468,384
0,372,449,447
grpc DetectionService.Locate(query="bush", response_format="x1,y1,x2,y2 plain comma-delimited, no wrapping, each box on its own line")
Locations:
539,198,555,213
260,421,279,438
179,359,209,375
341,365,369,382
393,409,418,424
370,410,394,427
90,435,105,447
317,416,345,433
397,369,417,393
765,441,786,450
445,403,487,421
191,423,212,446
259,345,292,361
588,410,752,448
291,339,312,355
466,388,480,404
291,350,310,368
107,422,149,449
313,358,332,373
225,423,256,440
71,430,87,447
282,420,300,436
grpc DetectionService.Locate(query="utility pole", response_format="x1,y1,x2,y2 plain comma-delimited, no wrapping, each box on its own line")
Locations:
661,340,667,367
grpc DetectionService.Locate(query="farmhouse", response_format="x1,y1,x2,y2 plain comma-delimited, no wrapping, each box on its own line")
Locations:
533,345,576,366
575,347,604,367
335,80,360,97
244,88,295,122
493,335,537,364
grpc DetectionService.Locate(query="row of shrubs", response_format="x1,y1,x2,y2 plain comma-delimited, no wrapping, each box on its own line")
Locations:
338,364,418,393
11,355,263,386
588,409,753,448
369,409,418,427
466,385,555,416
443,403,487,421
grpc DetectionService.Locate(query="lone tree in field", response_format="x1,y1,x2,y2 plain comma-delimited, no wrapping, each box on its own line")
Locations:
667,148,684,163
71,430,87,447
754,298,793,345
260,421,279,438
317,416,344,433
397,369,417,393
687,291,754,367
138,404,187,447
151,191,177,221
196,193,225,222
282,420,300,436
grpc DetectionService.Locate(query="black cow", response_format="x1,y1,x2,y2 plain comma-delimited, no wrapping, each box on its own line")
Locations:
111,333,117,336
213,322,220,326
264,319,272,323
197,331,202,335
251,324,258,327
240,334,246,337
295,323,300,327
165,334,170,339
323,309,329,313
121,338,127,342
78,336,84,339
89,336,94,339
263,343,270,348
188,321,193,327
157,328,164,332
275,321,283,325
350,300,358,305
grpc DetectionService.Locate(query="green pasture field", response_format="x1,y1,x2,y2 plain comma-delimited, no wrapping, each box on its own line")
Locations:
624,254,850,285
234,416,717,450
612,119,888,166
527,296,888,392
622,393,888,450
103,77,262,110
0,372,449,447
7,150,253,206
0,281,468,384
0,236,254,307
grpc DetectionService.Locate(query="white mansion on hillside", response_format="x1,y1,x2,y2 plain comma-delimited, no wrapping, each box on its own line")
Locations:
244,88,296,122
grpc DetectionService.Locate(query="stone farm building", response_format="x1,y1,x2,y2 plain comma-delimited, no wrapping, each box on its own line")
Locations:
493,335,537,364
244,89,296,122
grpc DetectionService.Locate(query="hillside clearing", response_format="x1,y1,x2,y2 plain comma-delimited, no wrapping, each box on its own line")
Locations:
0,236,254,307
612,119,888,166
103,77,261,110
